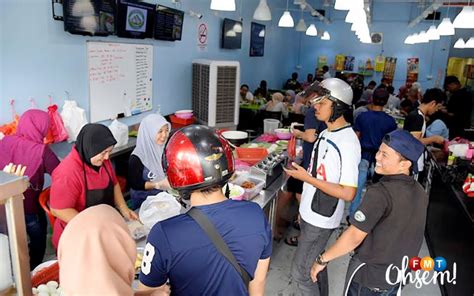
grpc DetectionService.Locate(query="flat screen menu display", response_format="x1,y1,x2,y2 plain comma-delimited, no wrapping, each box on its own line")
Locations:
63,0,115,36
116,0,155,39
154,5,184,41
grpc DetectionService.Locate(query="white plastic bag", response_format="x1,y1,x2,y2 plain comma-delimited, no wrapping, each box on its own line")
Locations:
139,192,182,230
108,119,129,147
60,100,88,142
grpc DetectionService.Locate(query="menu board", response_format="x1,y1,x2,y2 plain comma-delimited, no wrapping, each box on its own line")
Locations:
154,5,184,41
250,22,265,57
87,41,153,122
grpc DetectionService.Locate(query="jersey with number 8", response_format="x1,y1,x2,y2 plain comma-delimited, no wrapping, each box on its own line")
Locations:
141,242,156,275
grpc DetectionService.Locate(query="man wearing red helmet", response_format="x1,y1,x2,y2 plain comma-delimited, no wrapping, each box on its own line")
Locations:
137,125,272,295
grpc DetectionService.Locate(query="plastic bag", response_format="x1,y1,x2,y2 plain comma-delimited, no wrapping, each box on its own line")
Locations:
139,192,182,230
108,119,129,147
60,100,88,142
47,104,68,143
0,99,19,136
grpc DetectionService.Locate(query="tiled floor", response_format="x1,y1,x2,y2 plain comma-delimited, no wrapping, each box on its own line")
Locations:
265,222,442,296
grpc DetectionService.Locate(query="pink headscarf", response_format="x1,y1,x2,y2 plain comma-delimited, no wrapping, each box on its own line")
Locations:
58,205,137,296
0,109,49,178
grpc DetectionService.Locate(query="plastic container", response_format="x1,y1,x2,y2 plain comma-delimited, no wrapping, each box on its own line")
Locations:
235,147,268,166
230,175,265,200
263,119,280,134
169,114,195,128
274,128,292,140
174,110,193,119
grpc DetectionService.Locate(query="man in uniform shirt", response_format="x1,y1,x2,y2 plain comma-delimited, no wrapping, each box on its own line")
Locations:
284,78,360,296
138,125,272,296
403,88,445,174
444,75,473,138
310,129,426,296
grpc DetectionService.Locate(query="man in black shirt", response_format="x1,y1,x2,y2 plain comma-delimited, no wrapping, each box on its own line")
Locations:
403,88,445,173
309,129,426,296
444,75,473,138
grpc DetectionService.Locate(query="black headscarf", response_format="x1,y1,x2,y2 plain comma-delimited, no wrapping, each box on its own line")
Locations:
75,124,117,170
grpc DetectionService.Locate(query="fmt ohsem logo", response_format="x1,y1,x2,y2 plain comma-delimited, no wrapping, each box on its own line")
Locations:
386,256,456,289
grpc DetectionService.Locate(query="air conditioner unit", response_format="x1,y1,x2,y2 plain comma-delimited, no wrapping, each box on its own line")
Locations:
192,60,240,127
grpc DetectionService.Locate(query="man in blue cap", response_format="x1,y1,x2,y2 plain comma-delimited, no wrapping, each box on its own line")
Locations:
309,129,427,296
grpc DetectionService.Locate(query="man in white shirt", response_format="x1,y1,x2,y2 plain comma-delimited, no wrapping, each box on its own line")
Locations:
284,78,360,296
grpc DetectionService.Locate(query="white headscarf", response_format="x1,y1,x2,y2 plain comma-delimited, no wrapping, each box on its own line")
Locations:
131,114,171,182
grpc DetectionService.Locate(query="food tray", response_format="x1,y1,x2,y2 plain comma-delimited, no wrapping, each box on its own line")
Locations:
230,175,265,200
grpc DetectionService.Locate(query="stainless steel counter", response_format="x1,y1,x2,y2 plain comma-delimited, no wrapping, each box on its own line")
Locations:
50,137,137,160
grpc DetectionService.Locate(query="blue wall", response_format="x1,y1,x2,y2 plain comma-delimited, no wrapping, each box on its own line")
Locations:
0,0,298,125
1,1,468,125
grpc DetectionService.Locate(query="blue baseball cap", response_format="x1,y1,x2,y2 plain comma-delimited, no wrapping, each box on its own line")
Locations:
382,129,425,173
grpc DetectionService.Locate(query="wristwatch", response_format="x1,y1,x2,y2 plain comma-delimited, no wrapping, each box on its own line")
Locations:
316,254,329,266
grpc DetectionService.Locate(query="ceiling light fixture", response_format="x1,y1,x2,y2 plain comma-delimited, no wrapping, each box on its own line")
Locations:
278,0,294,27
210,0,236,11
305,24,318,36
465,37,474,48
253,0,272,21
321,31,330,40
453,5,474,29
454,38,465,48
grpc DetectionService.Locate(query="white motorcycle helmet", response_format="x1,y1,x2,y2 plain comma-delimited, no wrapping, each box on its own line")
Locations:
300,78,353,122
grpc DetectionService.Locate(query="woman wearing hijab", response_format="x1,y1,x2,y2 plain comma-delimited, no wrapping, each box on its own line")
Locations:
0,109,60,269
128,114,171,210
285,90,296,105
261,92,289,118
50,123,138,249
58,204,169,296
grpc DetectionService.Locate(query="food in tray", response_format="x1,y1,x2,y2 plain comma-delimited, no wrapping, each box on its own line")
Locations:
127,220,147,240
241,181,256,189
135,253,143,271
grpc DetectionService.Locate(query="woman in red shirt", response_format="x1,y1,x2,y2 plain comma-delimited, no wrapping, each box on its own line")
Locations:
50,124,138,248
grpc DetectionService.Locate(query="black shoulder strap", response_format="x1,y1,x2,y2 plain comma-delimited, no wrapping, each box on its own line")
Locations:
187,207,251,289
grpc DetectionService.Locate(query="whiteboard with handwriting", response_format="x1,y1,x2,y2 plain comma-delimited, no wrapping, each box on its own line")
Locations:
87,41,153,122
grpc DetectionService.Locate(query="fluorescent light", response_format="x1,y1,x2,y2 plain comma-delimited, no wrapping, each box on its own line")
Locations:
437,18,455,36
453,6,474,29
305,24,318,36
465,37,474,48
253,0,272,21
454,38,465,48
295,18,307,32
426,25,440,40
321,31,330,40
210,0,236,11
411,33,420,44
278,11,294,27
404,34,414,44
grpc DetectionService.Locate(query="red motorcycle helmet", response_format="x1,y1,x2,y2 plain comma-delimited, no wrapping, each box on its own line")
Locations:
163,125,234,196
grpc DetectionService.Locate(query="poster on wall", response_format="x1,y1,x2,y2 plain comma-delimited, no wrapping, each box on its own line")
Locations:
406,58,419,82
383,57,397,84
317,56,328,69
344,56,355,71
197,22,208,51
335,55,345,71
358,58,374,76
375,55,385,72
249,22,265,57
